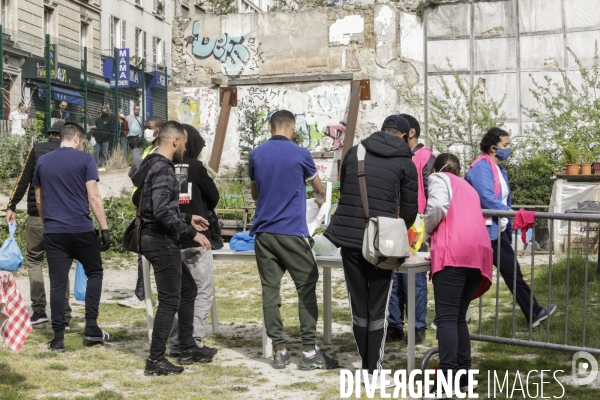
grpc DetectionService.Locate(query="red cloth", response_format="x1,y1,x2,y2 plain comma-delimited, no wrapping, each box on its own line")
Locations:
0,271,32,353
513,209,536,244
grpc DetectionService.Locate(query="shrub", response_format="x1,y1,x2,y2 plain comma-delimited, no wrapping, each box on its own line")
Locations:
0,131,46,180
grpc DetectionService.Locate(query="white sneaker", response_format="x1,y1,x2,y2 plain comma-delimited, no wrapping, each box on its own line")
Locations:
364,372,396,388
117,296,145,309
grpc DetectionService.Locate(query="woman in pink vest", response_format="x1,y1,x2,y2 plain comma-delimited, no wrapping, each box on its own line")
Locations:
423,153,493,398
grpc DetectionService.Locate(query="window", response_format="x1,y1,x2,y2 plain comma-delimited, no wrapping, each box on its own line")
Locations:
109,16,116,51
44,8,53,36
142,30,147,61
135,28,141,59
81,23,88,54
121,20,126,49
152,36,157,67
161,40,166,67
135,0,141,5
1,0,7,28
156,37,164,66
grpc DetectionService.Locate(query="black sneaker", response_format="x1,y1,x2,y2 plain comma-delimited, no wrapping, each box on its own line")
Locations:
144,358,184,376
178,345,214,364
48,338,65,353
298,346,339,370
273,350,291,369
404,329,426,345
83,326,113,342
386,327,404,343
459,373,478,392
31,312,49,325
532,304,557,328
169,348,181,358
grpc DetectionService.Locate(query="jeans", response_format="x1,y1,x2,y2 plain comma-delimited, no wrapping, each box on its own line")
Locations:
141,235,197,360
94,141,110,167
342,247,393,373
25,216,71,320
44,232,104,334
433,267,482,375
119,137,128,154
387,272,428,331
169,247,215,350
493,231,543,322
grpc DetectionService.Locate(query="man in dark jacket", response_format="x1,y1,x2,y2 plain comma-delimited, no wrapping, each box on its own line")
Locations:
93,105,114,168
168,124,219,361
324,115,418,381
6,121,72,326
131,120,212,376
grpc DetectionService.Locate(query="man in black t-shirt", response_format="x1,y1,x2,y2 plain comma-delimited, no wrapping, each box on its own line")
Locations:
168,124,219,361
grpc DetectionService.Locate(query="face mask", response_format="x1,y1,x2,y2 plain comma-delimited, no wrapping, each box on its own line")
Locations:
438,163,450,173
144,128,156,141
495,147,512,161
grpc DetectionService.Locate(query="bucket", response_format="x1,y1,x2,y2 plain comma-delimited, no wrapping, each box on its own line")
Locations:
565,164,579,175
594,162,600,175
580,163,593,175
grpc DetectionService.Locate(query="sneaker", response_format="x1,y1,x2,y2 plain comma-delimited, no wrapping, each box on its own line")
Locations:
273,349,291,369
532,304,557,328
31,312,49,325
48,338,65,353
178,345,214,364
298,346,339,370
169,348,181,358
117,296,146,309
431,321,437,331
385,327,404,343
404,329,426,345
365,371,395,388
144,358,184,376
83,326,113,342
459,373,478,392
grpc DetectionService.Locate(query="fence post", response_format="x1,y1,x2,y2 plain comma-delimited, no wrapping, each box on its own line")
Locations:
142,58,146,144
83,47,88,134
0,24,4,121
113,49,119,145
164,65,168,121
45,34,51,133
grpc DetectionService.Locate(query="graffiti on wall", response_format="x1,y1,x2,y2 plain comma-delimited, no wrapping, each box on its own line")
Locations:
186,21,259,76
235,85,350,152
172,88,218,137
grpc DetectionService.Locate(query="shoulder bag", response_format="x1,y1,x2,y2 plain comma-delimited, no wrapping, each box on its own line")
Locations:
122,186,144,254
357,143,410,269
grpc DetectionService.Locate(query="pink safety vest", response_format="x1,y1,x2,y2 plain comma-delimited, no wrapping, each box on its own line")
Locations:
429,172,493,300
413,146,435,214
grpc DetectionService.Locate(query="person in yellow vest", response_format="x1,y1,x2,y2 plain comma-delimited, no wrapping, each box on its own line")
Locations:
117,116,164,309
386,114,435,344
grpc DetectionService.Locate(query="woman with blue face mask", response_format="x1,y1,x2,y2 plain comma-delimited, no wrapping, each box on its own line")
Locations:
465,127,556,329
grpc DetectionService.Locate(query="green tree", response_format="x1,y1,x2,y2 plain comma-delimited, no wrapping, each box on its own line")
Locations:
524,42,600,164
239,107,268,157
200,0,237,15
426,61,507,166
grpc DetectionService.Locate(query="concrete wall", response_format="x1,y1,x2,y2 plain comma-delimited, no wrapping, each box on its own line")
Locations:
169,3,425,178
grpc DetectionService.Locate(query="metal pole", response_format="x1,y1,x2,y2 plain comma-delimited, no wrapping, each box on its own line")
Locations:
0,24,4,121
114,49,119,145
142,58,146,138
164,66,168,120
84,47,88,134
45,34,51,133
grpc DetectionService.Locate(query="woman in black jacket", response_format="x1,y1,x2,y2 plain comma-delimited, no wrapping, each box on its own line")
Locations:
325,115,418,385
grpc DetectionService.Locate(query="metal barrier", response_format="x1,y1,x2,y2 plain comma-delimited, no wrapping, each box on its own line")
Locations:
421,209,600,371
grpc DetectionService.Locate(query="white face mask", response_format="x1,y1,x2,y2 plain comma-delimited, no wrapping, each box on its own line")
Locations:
144,128,156,141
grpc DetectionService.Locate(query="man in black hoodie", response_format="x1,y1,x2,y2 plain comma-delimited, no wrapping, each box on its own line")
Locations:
168,124,219,360
324,115,418,382
93,105,114,168
131,121,212,376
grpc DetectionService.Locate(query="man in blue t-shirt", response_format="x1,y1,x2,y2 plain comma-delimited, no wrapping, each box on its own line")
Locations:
248,110,338,371
33,122,112,352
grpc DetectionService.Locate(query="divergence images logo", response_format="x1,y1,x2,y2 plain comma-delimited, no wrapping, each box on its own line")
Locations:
572,351,599,386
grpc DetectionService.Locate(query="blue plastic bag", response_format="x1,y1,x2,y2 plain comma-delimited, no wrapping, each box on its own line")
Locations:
0,223,24,271
74,261,87,302
230,231,255,251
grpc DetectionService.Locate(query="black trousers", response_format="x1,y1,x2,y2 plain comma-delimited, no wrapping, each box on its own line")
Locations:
44,232,104,333
492,231,542,322
141,235,197,360
135,254,145,301
341,247,393,373
433,267,481,375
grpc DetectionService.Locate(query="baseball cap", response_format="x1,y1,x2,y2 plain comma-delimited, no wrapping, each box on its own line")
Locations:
381,115,410,135
48,120,65,135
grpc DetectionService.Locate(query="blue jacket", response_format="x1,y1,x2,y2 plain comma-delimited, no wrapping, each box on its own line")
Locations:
465,159,512,240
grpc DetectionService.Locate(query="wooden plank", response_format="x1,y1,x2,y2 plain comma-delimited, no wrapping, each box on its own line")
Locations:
209,88,237,173
223,73,354,86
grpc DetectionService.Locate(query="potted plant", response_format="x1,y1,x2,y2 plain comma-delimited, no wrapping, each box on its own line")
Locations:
580,151,593,175
563,145,579,175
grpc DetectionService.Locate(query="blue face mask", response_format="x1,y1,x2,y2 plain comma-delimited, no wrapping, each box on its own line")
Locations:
495,147,512,161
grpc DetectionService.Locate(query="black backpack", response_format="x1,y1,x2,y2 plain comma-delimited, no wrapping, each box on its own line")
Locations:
207,210,224,250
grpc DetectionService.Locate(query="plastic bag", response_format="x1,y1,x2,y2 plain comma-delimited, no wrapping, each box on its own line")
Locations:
0,223,24,271
407,214,425,254
230,231,255,252
306,200,331,236
74,261,87,302
312,234,337,256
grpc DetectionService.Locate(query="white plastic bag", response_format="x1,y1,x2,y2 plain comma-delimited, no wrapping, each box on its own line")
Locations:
313,234,337,256
306,200,331,236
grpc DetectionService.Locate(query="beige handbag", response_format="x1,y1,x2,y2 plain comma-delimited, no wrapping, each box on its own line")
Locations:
357,143,410,270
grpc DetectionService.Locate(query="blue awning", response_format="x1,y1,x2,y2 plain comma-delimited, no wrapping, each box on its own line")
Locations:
37,84,83,106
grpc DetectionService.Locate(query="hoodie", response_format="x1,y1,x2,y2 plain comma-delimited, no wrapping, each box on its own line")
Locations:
131,152,197,243
324,131,419,250
175,124,219,248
